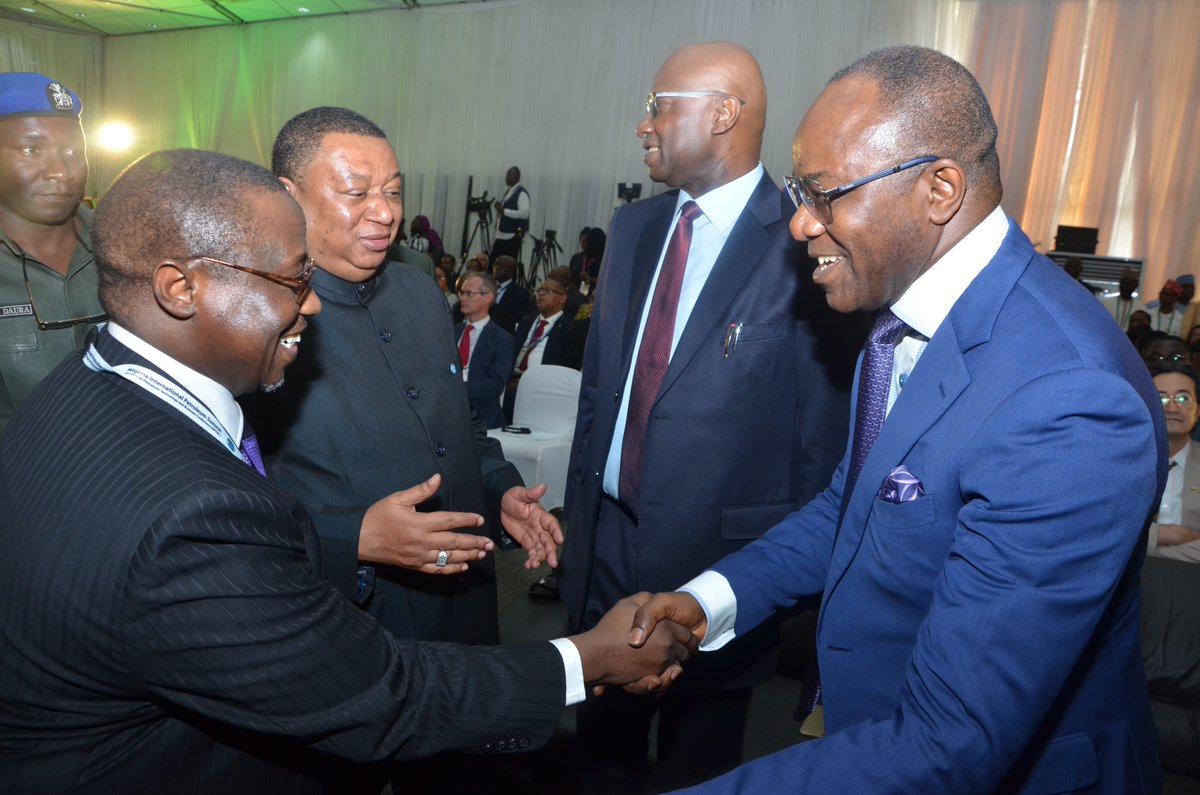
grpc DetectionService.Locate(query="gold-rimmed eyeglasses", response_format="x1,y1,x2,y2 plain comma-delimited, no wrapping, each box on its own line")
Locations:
197,256,316,306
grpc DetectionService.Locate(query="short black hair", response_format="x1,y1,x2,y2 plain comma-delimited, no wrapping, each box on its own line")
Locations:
92,149,287,322
1149,359,1200,393
831,46,1001,200
272,106,386,182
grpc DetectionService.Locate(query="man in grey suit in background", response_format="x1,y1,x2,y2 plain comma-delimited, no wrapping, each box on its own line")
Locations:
247,107,561,654
0,148,694,792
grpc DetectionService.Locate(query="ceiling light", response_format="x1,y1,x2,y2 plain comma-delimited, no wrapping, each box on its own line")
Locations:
95,121,135,153
147,22,158,28
298,7,310,13
74,11,86,16
20,7,36,13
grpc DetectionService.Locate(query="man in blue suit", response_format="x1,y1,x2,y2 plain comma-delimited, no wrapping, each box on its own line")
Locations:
455,271,513,429
632,45,1165,794
560,42,863,791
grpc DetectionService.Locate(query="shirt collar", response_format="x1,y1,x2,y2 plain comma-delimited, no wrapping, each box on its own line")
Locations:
107,321,245,444
538,310,564,325
466,314,490,329
891,205,1008,339
312,264,377,305
679,163,764,235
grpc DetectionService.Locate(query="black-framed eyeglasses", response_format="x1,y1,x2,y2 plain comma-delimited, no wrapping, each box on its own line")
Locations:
198,256,316,306
784,155,940,226
1159,393,1195,407
645,91,746,119
21,252,109,331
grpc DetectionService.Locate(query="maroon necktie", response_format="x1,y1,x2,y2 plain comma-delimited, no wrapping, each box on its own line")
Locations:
458,324,474,367
618,200,703,511
518,318,548,371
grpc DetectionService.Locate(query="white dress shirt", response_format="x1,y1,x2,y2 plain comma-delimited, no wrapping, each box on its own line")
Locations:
459,315,491,382
1157,443,1189,525
603,163,765,499
107,323,589,703
495,184,530,241
684,205,1010,651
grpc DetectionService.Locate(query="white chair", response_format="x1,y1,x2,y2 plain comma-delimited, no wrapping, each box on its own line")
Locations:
487,365,581,510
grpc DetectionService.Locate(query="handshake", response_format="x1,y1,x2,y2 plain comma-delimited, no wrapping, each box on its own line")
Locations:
569,592,708,695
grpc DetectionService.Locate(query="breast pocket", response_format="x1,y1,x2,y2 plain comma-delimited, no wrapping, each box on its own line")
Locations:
0,331,41,356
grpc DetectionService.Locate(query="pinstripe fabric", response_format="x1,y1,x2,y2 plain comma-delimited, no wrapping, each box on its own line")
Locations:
0,331,565,793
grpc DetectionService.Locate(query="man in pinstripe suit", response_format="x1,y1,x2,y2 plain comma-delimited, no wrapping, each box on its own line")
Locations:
0,149,693,792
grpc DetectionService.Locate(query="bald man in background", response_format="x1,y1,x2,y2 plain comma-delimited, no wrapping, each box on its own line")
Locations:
561,42,863,791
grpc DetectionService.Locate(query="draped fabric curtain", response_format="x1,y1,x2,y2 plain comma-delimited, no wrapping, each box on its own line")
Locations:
3,0,1198,291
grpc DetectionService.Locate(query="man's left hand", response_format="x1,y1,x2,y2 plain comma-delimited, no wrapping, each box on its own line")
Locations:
500,484,564,568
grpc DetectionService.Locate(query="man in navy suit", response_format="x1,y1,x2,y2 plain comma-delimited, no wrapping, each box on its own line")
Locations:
504,278,582,422
0,149,695,792
632,46,1165,794
455,271,513,429
560,42,863,791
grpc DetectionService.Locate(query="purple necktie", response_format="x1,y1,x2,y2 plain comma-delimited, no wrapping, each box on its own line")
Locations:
848,309,909,492
619,200,704,511
239,429,267,477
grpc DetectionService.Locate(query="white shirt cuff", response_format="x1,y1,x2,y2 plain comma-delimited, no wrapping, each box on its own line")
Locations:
550,637,587,705
679,569,737,651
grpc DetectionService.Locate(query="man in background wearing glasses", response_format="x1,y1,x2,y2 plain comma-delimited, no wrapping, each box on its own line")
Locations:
1147,360,1200,562
0,72,105,435
455,271,514,429
559,42,863,792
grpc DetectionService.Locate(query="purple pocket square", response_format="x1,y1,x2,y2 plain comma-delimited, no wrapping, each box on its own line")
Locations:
878,465,925,504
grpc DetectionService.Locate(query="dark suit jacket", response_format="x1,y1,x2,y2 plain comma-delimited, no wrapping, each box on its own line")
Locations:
489,280,532,335
688,222,1163,794
455,319,514,429
513,312,582,371
560,171,864,689
0,328,564,793
246,265,522,646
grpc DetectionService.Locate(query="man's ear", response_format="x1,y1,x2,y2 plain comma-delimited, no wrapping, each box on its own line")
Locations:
926,159,967,226
711,95,743,136
278,175,296,197
152,260,199,320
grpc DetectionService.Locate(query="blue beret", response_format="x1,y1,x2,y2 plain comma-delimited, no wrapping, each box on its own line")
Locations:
1178,275,1195,285
0,72,82,120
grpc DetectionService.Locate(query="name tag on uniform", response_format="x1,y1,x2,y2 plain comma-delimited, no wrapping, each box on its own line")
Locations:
0,304,33,319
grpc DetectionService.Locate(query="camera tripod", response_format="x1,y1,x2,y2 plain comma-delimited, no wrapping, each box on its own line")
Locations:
526,231,562,286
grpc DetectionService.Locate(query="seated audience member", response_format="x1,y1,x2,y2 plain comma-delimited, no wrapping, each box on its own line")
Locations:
0,149,696,791
1143,279,1184,334
1148,361,1200,561
504,278,581,423
1103,267,1140,329
488,255,532,335
455,272,513,429
1062,255,1097,294
548,265,585,319
404,214,443,259
1128,310,1152,349
568,226,605,289
0,72,107,434
435,262,457,309
1141,333,1190,367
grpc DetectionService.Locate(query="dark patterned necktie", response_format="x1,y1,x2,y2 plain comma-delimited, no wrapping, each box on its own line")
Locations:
239,428,267,477
847,309,909,492
518,319,548,371
619,200,704,511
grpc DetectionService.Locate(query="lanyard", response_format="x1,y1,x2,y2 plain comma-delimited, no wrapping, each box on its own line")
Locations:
84,341,247,464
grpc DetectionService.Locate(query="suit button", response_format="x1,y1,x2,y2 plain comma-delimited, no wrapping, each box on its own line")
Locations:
593,471,600,479
406,387,420,399
380,329,392,342
436,445,447,457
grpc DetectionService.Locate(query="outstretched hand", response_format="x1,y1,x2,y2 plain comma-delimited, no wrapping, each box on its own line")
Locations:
359,474,492,574
500,484,565,569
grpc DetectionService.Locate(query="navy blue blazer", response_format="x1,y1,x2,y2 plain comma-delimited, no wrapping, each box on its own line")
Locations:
456,319,514,429
513,312,582,372
685,221,1165,794
561,171,864,688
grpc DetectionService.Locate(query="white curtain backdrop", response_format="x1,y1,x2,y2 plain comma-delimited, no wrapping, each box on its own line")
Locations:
3,0,1198,291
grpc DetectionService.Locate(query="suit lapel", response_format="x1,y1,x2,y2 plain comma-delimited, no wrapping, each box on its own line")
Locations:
826,220,1036,593
657,175,778,399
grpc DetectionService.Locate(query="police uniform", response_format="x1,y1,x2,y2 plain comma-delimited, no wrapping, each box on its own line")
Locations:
0,73,105,433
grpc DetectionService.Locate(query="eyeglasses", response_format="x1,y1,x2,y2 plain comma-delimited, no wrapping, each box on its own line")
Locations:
458,289,490,298
1159,393,1195,407
645,91,746,119
21,252,109,331
784,156,940,226
198,256,316,306
1146,353,1188,363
